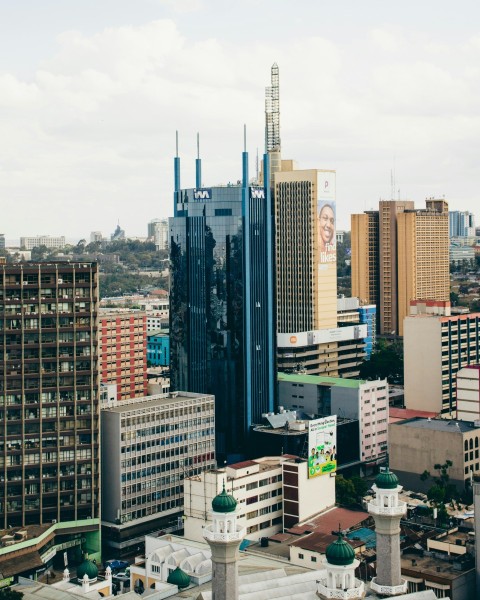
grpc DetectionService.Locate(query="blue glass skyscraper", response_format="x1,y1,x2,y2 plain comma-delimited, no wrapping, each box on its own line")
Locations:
169,145,275,460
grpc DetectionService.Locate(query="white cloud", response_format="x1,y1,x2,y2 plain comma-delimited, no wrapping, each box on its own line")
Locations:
1,12,480,239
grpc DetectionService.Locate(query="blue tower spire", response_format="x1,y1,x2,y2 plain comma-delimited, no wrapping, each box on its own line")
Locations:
174,130,181,216
195,132,202,188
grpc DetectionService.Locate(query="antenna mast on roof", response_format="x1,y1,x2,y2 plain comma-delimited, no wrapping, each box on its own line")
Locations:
265,63,281,153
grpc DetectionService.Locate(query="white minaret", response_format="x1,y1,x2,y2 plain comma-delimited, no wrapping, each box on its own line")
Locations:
367,468,408,596
316,533,365,599
202,483,246,600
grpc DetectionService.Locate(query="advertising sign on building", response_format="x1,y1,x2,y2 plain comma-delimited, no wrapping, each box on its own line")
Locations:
317,171,336,266
308,416,337,478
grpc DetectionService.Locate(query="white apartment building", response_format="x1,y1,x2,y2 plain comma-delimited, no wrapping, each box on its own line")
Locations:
101,391,216,552
20,235,66,249
330,379,389,467
183,456,335,543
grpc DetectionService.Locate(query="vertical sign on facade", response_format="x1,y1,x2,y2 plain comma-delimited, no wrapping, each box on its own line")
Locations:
308,416,337,478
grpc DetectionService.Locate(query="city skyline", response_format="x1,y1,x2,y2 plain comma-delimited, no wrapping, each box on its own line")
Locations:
2,1,480,238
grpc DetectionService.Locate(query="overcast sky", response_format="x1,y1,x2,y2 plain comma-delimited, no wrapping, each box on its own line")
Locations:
2,0,480,242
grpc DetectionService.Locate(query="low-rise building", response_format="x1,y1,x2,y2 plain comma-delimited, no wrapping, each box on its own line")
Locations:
147,330,170,366
389,417,480,492
278,373,388,470
101,391,216,554
183,455,335,543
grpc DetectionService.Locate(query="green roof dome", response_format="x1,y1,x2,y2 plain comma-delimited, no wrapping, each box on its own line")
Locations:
77,559,98,581
167,566,191,589
326,534,355,566
375,467,399,490
212,482,237,513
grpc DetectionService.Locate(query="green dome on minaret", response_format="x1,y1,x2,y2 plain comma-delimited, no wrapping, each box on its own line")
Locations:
325,533,356,566
77,559,98,580
212,482,237,513
375,467,399,490
167,566,191,589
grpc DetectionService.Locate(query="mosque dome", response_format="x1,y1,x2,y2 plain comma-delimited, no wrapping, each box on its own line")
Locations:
375,467,399,490
212,483,237,513
77,559,98,581
167,566,191,589
325,534,356,566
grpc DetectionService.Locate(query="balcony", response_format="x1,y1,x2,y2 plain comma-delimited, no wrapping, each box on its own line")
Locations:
316,580,365,599
370,579,407,596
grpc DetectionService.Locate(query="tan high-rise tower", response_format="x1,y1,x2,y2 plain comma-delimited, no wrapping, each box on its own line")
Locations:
275,168,341,375
352,199,449,336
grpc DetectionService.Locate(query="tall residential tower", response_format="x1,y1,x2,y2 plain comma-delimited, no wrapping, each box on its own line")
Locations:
352,198,449,336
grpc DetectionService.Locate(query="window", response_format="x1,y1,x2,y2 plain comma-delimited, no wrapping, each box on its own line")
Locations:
311,556,317,563
298,553,304,559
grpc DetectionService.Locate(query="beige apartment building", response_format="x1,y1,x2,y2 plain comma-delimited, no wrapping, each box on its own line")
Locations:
397,199,449,335
351,211,379,309
351,198,449,336
404,311,480,415
389,417,480,492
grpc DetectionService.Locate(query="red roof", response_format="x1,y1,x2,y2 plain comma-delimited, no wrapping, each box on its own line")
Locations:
389,407,437,424
289,531,364,553
228,460,257,470
286,507,369,535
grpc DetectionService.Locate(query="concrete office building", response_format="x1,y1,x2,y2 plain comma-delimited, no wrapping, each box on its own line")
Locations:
20,235,66,250
389,417,480,492
352,199,449,336
449,210,475,238
148,218,169,251
337,296,376,359
278,373,388,469
99,309,148,400
404,311,480,415
456,365,480,422
0,262,101,559
274,167,370,376
184,455,335,543
101,391,215,553
169,145,275,459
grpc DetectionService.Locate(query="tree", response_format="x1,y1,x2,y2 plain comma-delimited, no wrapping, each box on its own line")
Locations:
358,338,403,384
419,460,457,526
335,476,357,505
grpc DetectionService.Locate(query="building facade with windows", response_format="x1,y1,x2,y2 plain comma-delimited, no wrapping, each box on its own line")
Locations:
99,310,147,400
20,236,66,250
0,261,101,559
404,312,480,415
278,373,388,469
169,152,275,459
389,417,480,492
183,455,335,543
101,391,215,554
352,199,449,336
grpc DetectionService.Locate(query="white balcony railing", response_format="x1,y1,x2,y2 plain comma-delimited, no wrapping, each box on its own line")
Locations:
316,580,365,599
370,578,408,595
367,502,406,517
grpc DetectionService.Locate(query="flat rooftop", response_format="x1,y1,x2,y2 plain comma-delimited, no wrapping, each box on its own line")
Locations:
278,372,364,389
102,391,213,413
391,417,480,433
401,550,471,581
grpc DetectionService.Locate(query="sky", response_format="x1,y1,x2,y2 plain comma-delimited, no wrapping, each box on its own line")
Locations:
2,0,480,241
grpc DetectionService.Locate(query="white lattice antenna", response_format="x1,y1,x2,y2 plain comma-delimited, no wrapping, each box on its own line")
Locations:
265,63,280,152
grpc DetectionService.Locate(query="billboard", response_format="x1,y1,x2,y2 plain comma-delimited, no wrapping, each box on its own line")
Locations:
308,415,337,478
277,323,368,349
317,171,336,265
